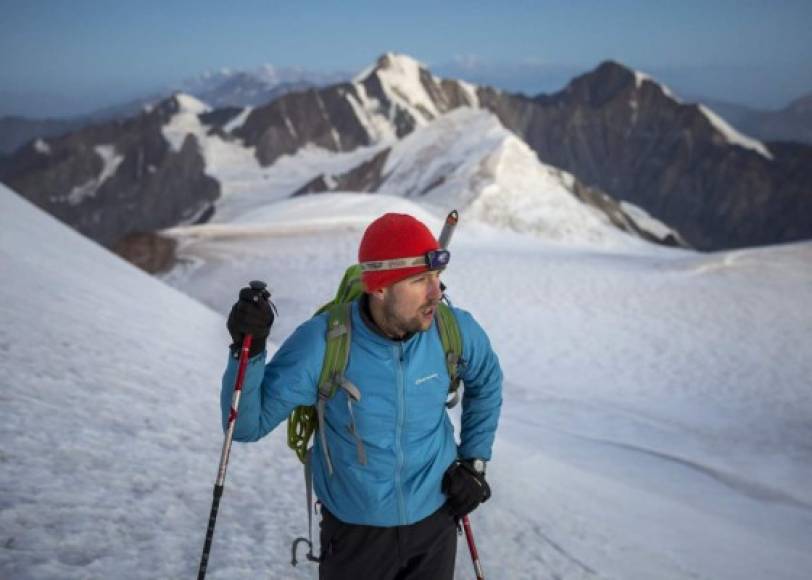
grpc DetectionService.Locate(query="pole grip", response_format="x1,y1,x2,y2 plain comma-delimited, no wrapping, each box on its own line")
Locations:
233,335,253,393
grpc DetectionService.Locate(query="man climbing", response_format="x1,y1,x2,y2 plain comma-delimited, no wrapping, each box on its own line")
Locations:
222,212,503,579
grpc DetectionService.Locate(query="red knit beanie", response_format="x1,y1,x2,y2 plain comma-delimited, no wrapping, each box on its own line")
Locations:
358,213,439,292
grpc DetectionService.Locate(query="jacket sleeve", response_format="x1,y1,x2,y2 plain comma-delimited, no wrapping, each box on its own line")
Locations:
220,314,326,442
454,307,503,461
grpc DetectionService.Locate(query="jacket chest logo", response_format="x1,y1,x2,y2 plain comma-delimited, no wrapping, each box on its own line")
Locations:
415,373,440,385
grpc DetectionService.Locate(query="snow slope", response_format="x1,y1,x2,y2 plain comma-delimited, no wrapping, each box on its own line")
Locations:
161,193,812,580
3,181,811,579
379,108,669,249
0,184,299,580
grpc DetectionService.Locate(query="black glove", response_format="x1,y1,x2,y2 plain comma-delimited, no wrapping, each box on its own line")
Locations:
226,281,275,358
441,460,491,518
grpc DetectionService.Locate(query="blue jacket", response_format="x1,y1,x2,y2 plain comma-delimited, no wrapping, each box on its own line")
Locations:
221,299,502,527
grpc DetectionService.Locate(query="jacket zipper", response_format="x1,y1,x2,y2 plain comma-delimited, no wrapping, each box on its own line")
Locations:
394,342,406,524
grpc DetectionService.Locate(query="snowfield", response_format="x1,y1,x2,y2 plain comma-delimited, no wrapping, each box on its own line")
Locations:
2,179,811,579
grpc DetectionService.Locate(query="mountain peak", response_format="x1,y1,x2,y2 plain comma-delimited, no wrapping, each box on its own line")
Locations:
564,60,682,106
595,59,636,77
375,52,427,72
355,52,429,83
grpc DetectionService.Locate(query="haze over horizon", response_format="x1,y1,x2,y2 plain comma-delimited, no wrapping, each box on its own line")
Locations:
1,0,811,117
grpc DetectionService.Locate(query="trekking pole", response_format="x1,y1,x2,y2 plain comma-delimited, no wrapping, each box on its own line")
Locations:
198,281,266,579
462,515,485,580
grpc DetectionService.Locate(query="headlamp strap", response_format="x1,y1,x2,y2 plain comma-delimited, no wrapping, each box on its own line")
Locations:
359,249,450,272
358,255,427,272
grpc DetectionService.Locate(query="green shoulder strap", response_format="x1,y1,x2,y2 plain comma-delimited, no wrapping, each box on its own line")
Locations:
435,302,464,408
286,303,351,464
315,264,364,315
287,265,364,466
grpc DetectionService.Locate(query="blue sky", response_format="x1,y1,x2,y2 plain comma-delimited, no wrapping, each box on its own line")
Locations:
1,0,810,116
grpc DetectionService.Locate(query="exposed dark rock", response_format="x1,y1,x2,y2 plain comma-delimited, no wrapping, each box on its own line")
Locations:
570,180,688,247
292,174,333,196
199,106,245,140
292,148,392,196
419,175,446,196
235,85,371,166
335,148,391,192
476,61,812,250
112,231,178,273
0,95,220,247
199,107,244,130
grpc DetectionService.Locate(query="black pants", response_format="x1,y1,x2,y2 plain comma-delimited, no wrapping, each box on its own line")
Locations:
319,504,458,580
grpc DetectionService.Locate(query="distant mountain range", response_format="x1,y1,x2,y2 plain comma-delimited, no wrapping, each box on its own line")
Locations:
0,66,349,155
0,97,219,246
4,62,812,157
179,64,349,108
1,53,810,252
698,94,812,145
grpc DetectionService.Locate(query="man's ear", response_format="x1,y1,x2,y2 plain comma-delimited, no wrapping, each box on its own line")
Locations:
368,287,387,304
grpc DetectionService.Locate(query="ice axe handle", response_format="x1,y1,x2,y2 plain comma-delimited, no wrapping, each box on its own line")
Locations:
438,210,459,249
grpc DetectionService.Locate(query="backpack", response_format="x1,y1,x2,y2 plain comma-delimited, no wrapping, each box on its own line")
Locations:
286,263,464,473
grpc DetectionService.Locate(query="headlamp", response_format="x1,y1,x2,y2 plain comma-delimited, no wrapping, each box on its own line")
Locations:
359,249,450,272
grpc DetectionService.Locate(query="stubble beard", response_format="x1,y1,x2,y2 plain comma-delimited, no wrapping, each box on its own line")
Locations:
381,293,438,338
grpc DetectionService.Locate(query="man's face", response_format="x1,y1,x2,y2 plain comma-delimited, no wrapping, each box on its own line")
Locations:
379,270,443,337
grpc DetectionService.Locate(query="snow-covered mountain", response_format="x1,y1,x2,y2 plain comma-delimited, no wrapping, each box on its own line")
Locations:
480,60,812,249
227,52,480,166
293,108,684,247
3,53,811,253
155,96,682,248
0,66,347,156
4,83,667,253
0,94,219,247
